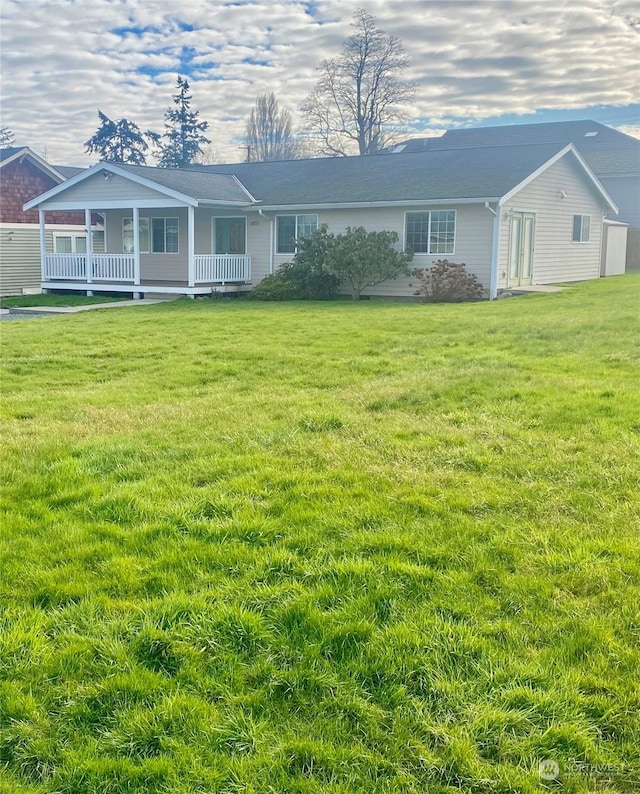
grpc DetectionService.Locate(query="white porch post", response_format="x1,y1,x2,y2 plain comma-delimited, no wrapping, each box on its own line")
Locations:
38,210,46,284
85,208,93,285
188,205,195,287
133,207,141,286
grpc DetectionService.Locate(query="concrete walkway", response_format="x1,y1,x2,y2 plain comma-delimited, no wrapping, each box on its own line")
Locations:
508,285,566,293
7,298,171,315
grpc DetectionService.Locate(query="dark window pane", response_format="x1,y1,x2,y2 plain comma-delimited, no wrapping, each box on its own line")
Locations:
152,218,165,252
277,216,297,253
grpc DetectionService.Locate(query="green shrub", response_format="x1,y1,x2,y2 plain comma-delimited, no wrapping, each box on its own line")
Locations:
413,260,484,302
324,226,414,300
250,225,340,300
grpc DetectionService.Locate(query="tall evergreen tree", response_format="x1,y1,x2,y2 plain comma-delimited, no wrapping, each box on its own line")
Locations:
157,76,210,168
85,110,158,164
0,127,16,147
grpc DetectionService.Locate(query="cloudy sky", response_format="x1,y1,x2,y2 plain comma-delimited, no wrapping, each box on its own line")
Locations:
1,0,639,165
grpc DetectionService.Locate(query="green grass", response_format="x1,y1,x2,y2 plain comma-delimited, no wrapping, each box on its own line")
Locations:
1,294,128,308
1,275,639,793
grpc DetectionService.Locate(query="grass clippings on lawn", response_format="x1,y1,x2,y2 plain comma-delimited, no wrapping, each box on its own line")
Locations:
1,275,639,793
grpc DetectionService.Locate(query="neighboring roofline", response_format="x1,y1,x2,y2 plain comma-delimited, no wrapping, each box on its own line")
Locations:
23,161,201,211
252,197,501,212
1,146,66,183
500,143,619,213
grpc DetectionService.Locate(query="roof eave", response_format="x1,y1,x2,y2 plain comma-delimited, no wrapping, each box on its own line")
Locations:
254,197,501,211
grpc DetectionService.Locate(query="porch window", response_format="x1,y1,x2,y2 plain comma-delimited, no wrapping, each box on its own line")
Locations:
405,210,456,254
54,233,87,253
122,217,149,253
152,217,179,253
215,217,246,254
572,215,590,243
276,214,318,253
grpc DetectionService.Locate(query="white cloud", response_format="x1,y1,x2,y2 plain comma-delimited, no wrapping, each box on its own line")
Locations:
1,0,638,164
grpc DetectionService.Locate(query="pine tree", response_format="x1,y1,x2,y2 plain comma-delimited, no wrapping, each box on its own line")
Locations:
0,127,16,147
85,110,158,164
157,76,210,168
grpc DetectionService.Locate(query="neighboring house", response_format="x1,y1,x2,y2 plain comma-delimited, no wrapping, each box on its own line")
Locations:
24,142,617,300
387,120,640,268
0,147,102,295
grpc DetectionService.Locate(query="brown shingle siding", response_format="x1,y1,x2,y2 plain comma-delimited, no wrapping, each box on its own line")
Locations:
0,159,85,225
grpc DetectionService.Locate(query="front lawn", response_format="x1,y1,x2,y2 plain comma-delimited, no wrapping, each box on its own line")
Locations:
1,276,638,793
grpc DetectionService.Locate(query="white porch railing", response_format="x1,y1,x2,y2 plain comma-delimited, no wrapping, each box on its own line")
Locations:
43,253,250,285
43,253,135,282
91,254,135,282
43,253,86,280
195,254,251,283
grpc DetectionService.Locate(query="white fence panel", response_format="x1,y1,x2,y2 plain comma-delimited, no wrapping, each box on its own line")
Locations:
43,253,86,280
195,254,251,283
92,254,135,282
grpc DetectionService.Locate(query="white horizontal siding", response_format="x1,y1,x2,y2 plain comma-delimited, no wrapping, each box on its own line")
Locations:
499,154,606,287
52,171,176,204
195,209,271,283
0,227,42,293
270,205,494,297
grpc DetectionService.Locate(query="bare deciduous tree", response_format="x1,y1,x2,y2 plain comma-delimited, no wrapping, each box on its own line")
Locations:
245,93,304,161
303,8,415,156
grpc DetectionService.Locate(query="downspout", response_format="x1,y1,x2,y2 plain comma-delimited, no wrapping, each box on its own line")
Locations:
258,208,274,274
487,201,502,300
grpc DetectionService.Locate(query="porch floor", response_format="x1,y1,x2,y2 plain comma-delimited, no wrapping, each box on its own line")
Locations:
42,280,252,296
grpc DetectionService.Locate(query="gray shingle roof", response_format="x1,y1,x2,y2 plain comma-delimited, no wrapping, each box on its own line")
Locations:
54,165,85,179
196,142,572,206
389,121,640,177
112,163,253,203
0,146,25,163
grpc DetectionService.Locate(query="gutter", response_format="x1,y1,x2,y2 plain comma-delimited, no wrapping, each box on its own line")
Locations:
254,197,500,212
487,201,503,301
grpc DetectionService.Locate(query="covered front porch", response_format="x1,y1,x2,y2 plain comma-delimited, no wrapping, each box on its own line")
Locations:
25,161,260,298
42,250,252,296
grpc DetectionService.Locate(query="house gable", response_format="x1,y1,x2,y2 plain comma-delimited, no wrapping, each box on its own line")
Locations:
498,150,609,287
0,154,85,226
41,168,189,208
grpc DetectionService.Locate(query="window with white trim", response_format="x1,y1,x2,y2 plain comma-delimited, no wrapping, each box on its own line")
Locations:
276,214,318,253
405,210,456,254
122,217,149,253
152,217,179,253
53,233,87,254
572,215,590,243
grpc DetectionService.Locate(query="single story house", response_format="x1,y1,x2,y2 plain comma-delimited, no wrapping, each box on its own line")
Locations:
387,120,639,268
0,146,103,295
24,141,618,300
